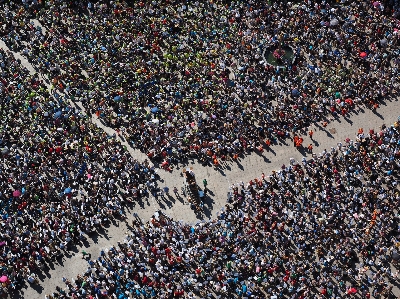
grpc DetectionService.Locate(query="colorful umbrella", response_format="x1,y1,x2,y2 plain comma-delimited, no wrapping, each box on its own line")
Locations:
347,287,357,294
13,190,21,197
0,276,8,283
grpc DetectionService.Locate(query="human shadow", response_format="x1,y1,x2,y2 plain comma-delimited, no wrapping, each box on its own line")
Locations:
278,138,288,146
155,199,166,210
343,115,353,125
195,206,212,220
173,193,185,204
372,109,384,120
205,197,215,208
155,193,173,209
43,260,55,273
297,146,308,157
206,189,214,196
67,244,80,254
217,168,226,176
82,237,92,247
55,256,65,267
318,127,334,138
132,195,147,210
26,283,44,294
9,288,26,299
165,193,176,203
41,261,55,278
262,155,271,163
201,205,212,219
96,227,110,240
236,161,244,171
36,267,50,281
350,109,359,115
266,147,277,156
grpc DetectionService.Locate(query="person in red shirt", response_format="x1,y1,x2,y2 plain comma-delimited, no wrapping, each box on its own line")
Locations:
293,135,299,147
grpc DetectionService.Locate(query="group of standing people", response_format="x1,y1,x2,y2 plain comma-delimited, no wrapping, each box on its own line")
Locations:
48,121,400,298
0,0,399,298
1,0,400,168
0,47,157,296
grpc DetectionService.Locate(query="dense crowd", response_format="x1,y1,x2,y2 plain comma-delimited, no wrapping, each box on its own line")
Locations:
45,121,400,299
0,48,157,295
0,0,399,298
1,0,400,167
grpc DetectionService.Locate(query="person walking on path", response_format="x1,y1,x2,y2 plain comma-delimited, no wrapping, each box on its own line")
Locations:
203,179,208,189
308,129,314,139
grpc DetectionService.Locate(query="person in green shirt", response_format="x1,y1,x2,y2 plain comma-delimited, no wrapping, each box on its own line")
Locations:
82,250,89,259
203,179,208,189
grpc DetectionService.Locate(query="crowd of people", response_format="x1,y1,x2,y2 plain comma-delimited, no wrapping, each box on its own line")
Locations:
1,0,399,168
0,48,157,296
48,121,399,299
0,0,399,298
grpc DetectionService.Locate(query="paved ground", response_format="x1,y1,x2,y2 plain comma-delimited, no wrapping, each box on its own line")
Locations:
158,103,400,221
20,99,399,299
2,29,400,299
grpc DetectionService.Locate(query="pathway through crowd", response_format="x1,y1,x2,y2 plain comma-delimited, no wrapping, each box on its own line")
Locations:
0,5,399,298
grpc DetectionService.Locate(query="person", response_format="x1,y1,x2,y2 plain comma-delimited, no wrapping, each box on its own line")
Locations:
0,48,158,294
308,144,313,153
58,120,399,298
203,179,208,189
308,129,314,139
81,250,89,259
27,275,37,284
0,0,399,297
294,135,299,148
4,0,393,172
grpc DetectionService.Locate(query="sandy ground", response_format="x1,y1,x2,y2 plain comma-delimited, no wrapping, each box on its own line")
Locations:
1,31,400,299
